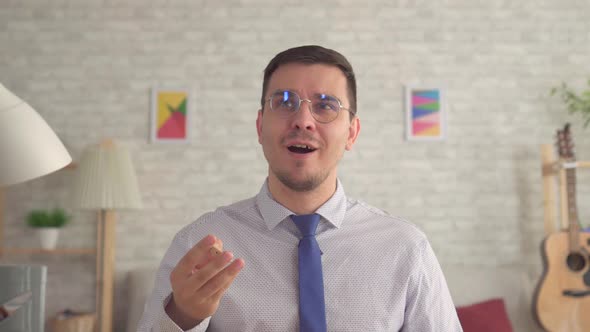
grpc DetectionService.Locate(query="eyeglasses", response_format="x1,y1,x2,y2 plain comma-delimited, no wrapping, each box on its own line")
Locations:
266,90,352,123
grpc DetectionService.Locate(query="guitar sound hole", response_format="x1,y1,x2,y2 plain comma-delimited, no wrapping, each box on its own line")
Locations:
567,253,586,272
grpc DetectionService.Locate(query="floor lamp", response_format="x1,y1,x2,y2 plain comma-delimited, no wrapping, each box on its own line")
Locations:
71,139,142,332
0,83,72,332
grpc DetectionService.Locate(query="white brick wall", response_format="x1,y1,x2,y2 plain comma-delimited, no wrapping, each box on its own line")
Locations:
2,0,590,330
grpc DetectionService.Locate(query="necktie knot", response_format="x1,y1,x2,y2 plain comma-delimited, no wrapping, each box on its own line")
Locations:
291,213,321,237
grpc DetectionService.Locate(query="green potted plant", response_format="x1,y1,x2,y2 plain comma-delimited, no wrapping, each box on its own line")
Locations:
26,208,70,250
551,79,590,127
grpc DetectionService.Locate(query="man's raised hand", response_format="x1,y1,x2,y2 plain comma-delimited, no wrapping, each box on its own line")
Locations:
165,234,245,329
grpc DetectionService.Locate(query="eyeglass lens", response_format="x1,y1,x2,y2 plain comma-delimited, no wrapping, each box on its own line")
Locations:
270,90,341,123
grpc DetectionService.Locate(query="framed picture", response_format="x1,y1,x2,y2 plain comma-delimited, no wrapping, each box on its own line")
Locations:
150,88,190,143
405,86,446,141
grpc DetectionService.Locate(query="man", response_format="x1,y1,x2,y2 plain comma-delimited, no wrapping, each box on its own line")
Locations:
138,45,462,331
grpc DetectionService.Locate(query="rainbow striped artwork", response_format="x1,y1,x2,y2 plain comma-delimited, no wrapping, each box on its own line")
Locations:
405,87,445,141
151,88,190,143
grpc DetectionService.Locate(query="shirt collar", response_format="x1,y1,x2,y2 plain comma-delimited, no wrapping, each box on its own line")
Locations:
256,178,347,231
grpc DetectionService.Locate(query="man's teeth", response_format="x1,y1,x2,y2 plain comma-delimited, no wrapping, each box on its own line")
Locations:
293,144,310,149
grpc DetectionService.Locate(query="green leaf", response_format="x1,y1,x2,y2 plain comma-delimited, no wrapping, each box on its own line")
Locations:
25,208,70,228
26,210,50,227
552,80,590,129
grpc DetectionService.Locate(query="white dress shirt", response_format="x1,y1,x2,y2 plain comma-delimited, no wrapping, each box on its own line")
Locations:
137,179,462,332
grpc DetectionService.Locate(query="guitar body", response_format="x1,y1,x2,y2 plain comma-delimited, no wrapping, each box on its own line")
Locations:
534,231,590,332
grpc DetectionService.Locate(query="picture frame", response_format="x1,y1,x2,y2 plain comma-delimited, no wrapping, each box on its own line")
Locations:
405,86,446,141
150,88,191,143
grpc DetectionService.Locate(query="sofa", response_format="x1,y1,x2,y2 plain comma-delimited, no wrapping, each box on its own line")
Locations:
125,264,538,332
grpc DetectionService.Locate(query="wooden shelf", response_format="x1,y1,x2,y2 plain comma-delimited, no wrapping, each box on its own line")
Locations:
0,160,113,331
0,247,96,256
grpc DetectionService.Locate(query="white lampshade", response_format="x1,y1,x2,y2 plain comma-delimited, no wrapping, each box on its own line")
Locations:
72,140,142,209
0,83,72,186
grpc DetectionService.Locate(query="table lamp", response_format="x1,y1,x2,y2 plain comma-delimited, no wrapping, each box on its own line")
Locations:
71,139,142,332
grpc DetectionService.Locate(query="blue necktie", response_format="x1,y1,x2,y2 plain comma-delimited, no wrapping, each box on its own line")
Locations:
291,213,327,332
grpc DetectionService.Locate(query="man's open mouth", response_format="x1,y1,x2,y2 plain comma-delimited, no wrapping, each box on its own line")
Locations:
288,144,317,154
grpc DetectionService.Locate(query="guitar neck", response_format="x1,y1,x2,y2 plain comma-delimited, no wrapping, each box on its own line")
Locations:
565,166,581,252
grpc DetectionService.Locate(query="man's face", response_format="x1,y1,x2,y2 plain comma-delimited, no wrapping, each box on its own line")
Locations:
256,63,360,192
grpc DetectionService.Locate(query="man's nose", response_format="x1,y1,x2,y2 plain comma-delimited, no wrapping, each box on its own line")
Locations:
291,100,316,130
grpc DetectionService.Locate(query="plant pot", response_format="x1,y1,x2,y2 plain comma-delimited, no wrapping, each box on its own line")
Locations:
38,228,59,250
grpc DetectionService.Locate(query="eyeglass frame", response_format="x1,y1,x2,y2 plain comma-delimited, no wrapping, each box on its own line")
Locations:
264,89,355,123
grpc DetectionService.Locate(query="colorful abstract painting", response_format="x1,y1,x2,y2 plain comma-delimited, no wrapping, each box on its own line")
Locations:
405,87,445,141
151,88,190,143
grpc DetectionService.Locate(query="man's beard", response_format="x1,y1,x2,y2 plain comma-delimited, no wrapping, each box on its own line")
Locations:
272,162,329,192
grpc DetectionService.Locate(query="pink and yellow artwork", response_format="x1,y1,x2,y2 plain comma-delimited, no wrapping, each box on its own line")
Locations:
151,89,189,143
406,87,445,140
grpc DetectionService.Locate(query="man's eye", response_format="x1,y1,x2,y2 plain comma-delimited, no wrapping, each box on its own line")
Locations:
317,102,337,111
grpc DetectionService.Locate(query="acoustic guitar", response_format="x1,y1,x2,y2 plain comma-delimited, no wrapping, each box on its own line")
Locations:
533,124,590,332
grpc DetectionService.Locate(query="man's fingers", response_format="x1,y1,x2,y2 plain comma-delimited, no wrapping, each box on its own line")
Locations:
176,254,244,304
185,251,235,290
168,235,242,325
174,235,218,278
173,248,232,303
197,258,245,300
194,239,224,270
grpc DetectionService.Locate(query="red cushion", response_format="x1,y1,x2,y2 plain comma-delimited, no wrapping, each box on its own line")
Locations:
456,298,513,332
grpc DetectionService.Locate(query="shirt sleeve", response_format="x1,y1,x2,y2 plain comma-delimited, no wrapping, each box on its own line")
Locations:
401,238,463,332
136,228,211,332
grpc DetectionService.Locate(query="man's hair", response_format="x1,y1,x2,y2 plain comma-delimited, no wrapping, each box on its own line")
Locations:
260,45,357,119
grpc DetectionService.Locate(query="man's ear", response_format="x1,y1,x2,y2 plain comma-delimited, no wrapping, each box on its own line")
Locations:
256,109,263,144
345,116,360,151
